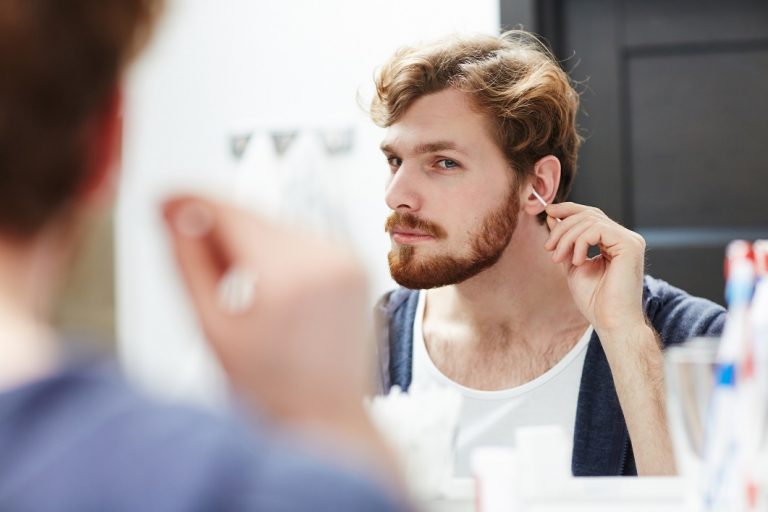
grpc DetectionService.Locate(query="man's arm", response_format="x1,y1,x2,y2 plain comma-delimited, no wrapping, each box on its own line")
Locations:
598,323,676,475
544,202,676,475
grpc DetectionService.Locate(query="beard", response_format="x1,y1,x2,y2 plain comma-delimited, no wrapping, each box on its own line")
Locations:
385,184,520,289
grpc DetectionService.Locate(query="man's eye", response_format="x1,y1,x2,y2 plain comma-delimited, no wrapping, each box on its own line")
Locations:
387,157,403,167
437,159,459,169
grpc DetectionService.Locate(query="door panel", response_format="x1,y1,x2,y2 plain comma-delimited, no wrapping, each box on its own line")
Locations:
502,0,768,305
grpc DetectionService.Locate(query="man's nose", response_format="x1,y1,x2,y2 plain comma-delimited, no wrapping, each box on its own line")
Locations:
385,161,422,213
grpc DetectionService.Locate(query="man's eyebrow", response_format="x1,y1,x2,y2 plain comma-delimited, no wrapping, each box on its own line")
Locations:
379,141,464,155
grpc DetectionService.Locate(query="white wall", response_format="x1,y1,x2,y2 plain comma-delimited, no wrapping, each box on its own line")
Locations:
118,0,500,405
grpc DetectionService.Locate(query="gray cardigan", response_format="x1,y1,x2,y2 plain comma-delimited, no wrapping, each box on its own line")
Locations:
374,276,725,476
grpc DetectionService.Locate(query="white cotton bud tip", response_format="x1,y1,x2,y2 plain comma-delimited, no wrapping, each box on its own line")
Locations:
217,267,257,315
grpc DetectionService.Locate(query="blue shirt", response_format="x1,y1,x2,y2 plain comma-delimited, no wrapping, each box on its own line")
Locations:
0,358,407,511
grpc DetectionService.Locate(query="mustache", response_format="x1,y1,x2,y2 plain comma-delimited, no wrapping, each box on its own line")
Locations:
385,212,447,239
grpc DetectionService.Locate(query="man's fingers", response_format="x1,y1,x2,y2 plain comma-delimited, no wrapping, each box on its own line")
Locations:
551,219,595,263
545,201,595,219
163,196,234,326
571,226,604,266
545,208,601,251
545,211,584,250
544,202,631,265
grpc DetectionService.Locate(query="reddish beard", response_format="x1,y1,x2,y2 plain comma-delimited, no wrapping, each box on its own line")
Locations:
385,184,520,289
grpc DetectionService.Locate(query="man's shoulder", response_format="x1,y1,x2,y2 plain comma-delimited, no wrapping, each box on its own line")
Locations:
0,360,404,512
642,275,726,346
0,362,228,508
641,274,723,314
375,287,420,339
376,287,419,322
374,288,421,393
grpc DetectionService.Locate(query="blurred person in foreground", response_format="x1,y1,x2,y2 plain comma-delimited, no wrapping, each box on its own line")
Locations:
371,31,725,477
0,1,406,510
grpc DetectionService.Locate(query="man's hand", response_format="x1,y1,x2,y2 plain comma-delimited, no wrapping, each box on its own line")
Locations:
543,202,647,337
542,201,675,476
162,195,383,455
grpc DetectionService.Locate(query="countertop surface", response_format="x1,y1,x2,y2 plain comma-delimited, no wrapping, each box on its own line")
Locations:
420,476,690,512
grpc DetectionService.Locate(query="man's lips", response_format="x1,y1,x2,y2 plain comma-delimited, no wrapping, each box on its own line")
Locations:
391,229,435,244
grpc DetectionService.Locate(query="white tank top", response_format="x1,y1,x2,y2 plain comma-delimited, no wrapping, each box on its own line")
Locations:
410,290,592,477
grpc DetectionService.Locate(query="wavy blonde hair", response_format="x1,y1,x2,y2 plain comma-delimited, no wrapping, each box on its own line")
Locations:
370,30,581,204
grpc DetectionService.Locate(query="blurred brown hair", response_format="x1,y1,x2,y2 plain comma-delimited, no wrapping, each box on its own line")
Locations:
370,30,581,207
0,0,162,238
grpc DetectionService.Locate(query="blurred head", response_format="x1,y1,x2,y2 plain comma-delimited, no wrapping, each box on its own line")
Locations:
0,0,162,241
372,31,580,288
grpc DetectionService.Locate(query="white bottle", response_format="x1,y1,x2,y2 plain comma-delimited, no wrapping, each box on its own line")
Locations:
702,241,754,511
748,241,768,509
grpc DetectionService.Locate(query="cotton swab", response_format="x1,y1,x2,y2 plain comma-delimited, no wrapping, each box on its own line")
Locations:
531,189,562,223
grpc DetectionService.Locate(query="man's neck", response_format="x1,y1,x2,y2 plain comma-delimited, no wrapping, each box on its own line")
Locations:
421,220,589,389
426,220,586,336
0,231,63,391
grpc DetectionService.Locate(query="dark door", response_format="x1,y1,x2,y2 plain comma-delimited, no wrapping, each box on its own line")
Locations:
503,0,768,305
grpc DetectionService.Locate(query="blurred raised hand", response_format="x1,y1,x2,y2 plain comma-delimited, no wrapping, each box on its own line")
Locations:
162,195,386,460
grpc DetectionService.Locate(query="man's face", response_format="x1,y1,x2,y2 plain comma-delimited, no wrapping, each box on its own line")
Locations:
380,88,521,289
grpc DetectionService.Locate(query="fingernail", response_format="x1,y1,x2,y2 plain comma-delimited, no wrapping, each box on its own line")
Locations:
172,201,213,238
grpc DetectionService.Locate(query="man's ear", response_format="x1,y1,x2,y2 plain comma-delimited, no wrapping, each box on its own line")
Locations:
521,155,561,217
78,86,123,209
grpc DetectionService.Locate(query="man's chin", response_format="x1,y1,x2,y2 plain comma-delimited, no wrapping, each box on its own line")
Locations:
388,259,471,290
387,248,506,290
390,273,449,290
387,250,442,289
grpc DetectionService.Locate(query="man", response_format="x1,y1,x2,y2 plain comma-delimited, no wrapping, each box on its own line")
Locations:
371,31,725,477
0,1,405,510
